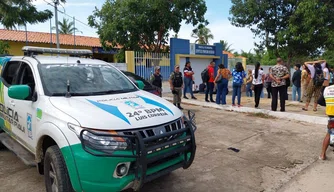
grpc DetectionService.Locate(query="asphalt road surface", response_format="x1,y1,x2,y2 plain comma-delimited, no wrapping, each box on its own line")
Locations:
0,104,333,192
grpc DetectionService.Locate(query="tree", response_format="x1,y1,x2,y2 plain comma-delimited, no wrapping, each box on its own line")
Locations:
53,18,79,35
220,40,234,52
191,27,214,45
88,0,208,52
0,0,65,29
229,0,334,68
0,41,10,54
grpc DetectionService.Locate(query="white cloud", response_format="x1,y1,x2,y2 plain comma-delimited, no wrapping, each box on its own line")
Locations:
32,0,45,5
172,20,260,53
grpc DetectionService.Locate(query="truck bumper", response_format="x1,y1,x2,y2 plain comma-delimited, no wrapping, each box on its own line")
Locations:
65,111,197,192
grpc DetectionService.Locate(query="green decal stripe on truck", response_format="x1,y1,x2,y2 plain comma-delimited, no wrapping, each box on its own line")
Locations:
61,143,186,192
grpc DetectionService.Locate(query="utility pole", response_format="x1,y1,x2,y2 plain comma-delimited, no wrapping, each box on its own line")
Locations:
73,16,76,48
54,0,60,49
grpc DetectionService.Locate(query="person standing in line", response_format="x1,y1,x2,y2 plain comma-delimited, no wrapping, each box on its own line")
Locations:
292,64,302,101
169,65,184,110
318,84,334,160
329,67,334,86
205,61,215,102
322,62,330,93
302,61,326,111
265,67,273,98
232,62,246,107
183,61,197,100
270,58,290,112
245,69,253,97
150,66,163,97
215,64,231,105
301,64,311,102
260,67,265,98
252,62,265,108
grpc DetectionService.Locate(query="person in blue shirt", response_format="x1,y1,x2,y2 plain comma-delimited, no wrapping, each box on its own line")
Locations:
232,62,246,107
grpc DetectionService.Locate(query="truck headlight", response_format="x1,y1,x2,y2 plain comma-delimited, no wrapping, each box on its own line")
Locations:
68,123,128,151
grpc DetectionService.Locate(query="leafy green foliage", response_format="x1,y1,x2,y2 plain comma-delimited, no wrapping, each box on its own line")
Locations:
0,41,10,54
52,18,79,35
0,0,65,29
88,0,208,52
191,27,214,45
229,0,334,67
220,40,234,52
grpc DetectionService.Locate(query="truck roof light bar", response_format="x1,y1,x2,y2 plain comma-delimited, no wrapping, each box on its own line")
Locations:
22,46,93,56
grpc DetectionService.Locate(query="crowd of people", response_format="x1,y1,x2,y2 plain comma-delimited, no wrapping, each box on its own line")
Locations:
151,58,332,112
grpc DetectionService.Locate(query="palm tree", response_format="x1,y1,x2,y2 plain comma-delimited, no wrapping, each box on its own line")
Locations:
191,27,214,45
220,40,234,52
52,18,79,35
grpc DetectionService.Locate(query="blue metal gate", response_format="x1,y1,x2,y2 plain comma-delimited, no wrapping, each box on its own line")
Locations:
134,51,171,81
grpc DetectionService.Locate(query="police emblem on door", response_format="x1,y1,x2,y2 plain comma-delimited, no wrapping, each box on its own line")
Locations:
27,113,32,139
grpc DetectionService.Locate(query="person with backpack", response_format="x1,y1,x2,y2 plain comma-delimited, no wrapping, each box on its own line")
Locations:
232,62,246,107
269,58,290,112
214,63,231,105
202,61,215,102
169,65,184,110
302,61,326,111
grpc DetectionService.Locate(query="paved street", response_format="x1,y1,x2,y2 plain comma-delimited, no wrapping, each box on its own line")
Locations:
0,104,333,192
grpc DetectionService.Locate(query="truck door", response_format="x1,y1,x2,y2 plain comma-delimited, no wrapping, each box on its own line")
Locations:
8,61,37,152
0,60,21,137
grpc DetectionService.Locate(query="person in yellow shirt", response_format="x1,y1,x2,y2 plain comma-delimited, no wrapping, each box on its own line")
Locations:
319,84,334,160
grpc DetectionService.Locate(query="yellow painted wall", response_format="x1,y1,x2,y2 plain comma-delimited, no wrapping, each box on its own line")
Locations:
125,51,135,73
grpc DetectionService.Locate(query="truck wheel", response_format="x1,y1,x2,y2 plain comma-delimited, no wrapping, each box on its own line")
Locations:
44,145,73,192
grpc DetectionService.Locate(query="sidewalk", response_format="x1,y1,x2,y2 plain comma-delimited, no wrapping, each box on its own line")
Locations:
163,92,328,125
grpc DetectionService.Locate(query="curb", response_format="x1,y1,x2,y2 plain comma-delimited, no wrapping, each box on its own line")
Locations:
163,97,328,125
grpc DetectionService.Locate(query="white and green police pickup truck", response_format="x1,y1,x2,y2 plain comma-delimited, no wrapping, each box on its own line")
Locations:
0,47,196,192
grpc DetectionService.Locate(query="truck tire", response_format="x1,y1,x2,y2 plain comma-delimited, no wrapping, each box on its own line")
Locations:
44,145,74,192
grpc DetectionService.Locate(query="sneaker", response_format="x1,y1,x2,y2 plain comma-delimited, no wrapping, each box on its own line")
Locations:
191,96,197,100
210,100,215,103
205,99,210,102
177,104,184,110
183,96,189,99
238,105,243,107
232,104,236,107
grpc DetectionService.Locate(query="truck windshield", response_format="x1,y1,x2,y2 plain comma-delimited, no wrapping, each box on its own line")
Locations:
39,63,137,96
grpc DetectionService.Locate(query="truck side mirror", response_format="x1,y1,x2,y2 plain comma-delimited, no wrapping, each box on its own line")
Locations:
8,85,31,100
135,80,145,90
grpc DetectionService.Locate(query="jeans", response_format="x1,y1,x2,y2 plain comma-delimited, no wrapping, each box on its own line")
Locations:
205,82,214,101
232,82,242,105
246,83,253,97
292,85,301,101
254,84,263,108
183,77,194,97
271,85,286,111
261,89,264,98
216,79,228,104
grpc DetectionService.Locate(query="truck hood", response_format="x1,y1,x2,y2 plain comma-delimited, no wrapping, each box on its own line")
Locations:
49,90,182,130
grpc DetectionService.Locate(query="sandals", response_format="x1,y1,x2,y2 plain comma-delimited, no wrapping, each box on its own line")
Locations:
313,108,317,112
302,108,308,111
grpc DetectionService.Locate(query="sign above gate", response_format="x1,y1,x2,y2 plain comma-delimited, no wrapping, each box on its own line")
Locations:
189,43,216,56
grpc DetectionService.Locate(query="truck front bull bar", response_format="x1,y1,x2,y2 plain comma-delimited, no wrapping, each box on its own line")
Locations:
79,111,196,191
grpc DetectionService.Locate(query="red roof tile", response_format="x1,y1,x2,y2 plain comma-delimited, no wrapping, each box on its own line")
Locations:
0,29,104,47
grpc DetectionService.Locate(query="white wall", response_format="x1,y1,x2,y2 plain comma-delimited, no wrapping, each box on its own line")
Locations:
110,63,127,71
190,58,211,86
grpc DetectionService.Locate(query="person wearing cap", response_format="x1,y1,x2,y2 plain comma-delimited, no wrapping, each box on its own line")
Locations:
169,65,184,110
150,66,163,97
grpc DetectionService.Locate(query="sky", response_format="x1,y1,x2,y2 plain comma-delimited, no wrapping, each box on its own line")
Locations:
2,0,260,53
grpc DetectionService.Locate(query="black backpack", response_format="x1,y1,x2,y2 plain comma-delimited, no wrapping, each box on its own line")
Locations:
313,65,325,86
201,68,209,83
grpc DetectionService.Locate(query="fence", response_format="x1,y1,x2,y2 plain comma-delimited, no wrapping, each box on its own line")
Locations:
134,51,171,81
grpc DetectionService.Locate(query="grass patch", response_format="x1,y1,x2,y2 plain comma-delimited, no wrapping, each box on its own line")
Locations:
247,112,276,119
